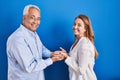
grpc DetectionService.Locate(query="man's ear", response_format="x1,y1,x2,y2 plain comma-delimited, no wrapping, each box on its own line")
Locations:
22,15,26,20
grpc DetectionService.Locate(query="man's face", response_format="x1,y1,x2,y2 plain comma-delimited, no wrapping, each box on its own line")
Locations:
23,8,40,32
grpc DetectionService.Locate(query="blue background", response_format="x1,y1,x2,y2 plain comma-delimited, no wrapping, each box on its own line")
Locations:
0,0,120,80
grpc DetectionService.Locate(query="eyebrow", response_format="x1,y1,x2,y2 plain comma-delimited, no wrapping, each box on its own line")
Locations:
30,15,40,18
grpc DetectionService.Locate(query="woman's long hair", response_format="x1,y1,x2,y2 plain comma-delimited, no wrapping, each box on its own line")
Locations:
74,14,98,58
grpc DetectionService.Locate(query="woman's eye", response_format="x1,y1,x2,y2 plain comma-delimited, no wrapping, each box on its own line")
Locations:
78,24,81,27
73,23,76,26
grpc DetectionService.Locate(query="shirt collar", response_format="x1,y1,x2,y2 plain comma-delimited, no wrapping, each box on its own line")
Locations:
20,24,37,38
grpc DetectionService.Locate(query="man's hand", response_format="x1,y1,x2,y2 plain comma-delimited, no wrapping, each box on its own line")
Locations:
51,51,65,62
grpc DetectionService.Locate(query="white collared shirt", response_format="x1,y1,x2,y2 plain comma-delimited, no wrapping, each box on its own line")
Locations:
7,24,53,80
65,37,97,80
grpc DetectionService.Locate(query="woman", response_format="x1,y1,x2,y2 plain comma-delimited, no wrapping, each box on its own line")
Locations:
61,14,98,80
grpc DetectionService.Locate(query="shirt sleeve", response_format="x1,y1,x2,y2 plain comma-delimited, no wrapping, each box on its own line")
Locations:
36,33,52,58
11,38,53,73
42,45,52,58
65,39,91,75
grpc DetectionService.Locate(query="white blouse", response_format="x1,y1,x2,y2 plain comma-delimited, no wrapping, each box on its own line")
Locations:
65,37,97,80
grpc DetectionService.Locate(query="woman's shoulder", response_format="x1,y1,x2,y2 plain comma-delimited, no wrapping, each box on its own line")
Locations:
80,37,90,44
79,37,93,48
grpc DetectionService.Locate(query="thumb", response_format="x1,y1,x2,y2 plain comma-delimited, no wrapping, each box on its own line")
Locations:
60,47,66,53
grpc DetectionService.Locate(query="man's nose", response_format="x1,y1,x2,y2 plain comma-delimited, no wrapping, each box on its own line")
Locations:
33,19,38,24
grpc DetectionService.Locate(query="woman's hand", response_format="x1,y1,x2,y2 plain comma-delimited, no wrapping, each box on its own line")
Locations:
51,51,65,62
60,47,68,59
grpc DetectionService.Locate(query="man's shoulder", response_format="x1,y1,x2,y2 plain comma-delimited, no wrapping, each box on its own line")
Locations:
7,27,25,42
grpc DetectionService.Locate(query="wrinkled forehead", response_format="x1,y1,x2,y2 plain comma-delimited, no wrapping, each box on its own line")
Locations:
27,8,40,17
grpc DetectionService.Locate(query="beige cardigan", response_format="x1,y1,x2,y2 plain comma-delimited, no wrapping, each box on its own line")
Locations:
65,37,97,80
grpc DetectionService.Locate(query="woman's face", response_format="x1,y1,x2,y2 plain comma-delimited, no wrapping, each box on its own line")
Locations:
73,18,86,38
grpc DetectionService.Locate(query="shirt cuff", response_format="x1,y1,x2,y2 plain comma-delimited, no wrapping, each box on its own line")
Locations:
45,58,53,66
65,56,71,64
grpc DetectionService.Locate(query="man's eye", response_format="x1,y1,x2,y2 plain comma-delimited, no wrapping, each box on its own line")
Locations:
37,18,40,20
30,16,34,19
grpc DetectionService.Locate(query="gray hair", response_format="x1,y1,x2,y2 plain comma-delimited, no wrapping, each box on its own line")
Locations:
23,4,40,16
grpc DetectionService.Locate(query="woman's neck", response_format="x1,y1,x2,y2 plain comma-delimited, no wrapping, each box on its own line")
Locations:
77,35,84,40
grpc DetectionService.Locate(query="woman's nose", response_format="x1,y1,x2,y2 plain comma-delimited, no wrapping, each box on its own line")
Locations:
74,25,78,29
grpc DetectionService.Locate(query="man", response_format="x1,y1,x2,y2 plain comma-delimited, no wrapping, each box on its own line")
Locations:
6,4,63,80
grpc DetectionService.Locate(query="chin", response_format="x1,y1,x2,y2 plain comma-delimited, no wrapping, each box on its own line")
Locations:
32,27,37,31
74,33,78,35
30,28,36,32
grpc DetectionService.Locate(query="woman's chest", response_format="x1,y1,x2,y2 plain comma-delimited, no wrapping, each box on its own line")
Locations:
69,47,80,61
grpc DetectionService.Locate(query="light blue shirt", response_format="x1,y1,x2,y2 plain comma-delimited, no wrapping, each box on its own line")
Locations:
7,24,53,80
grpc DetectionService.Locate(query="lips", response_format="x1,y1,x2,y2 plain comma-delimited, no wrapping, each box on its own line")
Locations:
74,29,79,32
31,24,38,28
